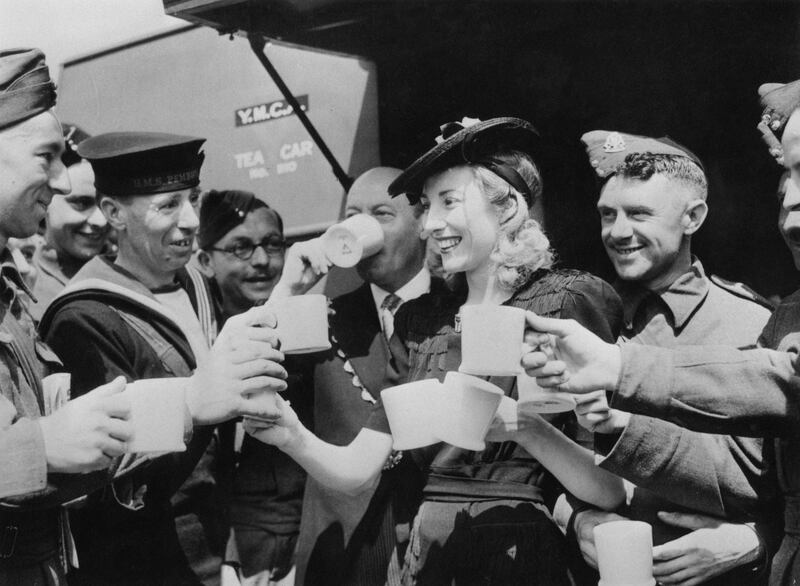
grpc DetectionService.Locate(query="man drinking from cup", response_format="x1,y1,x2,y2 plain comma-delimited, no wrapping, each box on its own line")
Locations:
566,132,775,585
37,133,288,585
267,166,436,585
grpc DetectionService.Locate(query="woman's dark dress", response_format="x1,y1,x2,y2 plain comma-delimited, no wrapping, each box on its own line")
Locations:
365,268,623,585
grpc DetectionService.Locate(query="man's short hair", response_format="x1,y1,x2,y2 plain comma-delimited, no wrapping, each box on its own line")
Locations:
616,152,708,201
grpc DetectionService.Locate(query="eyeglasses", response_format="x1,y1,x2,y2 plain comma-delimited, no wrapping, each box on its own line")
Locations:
210,236,286,260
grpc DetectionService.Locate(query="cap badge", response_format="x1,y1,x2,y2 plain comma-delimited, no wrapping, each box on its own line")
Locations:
603,132,627,153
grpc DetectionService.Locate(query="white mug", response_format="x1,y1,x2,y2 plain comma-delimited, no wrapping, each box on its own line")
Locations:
459,304,526,376
382,378,443,450
321,214,384,268
124,378,187,454
594,520,656,586
436,372,504,451
270,294,331,354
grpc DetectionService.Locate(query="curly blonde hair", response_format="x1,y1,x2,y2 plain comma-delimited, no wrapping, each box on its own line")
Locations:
427,149,555,290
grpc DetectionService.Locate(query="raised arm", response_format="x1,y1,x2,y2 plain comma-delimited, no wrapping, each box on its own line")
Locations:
26,301,289,506
488,400,625,510
521,312,800,437
244,395,392,495
269,239,331,299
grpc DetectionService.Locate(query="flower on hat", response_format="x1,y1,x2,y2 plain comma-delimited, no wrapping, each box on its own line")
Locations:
435,116,483,145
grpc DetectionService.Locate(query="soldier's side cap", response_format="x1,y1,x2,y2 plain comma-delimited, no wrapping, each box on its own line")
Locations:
757,80,800,166
0,48,57,131
78,132,206,196
581,130,704,178
388,116,541,205
197,190,268,249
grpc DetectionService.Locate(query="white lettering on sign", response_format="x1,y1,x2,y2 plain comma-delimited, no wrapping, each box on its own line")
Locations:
236,109,252,125
249,167,269,179
234,150,265,169
269,102,293,119
252,105,270,122
279,141,313,161
234,95,309,127
277,161,298,175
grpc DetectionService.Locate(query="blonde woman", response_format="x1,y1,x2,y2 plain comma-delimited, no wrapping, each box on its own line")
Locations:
249,118,625,585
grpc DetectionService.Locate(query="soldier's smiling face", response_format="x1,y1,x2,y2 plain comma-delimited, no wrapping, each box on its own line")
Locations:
0,111,70,243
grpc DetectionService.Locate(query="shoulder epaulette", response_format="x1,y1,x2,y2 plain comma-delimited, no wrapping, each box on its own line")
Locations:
709,274,775,310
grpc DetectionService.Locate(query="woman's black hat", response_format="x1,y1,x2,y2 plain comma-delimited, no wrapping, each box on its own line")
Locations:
388,116,540,204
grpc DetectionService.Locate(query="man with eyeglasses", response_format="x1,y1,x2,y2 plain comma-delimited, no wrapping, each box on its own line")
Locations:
195,189,308,585
197,189,287,319
37,134,288,585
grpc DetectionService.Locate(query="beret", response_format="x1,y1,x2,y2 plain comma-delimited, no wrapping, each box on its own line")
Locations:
757,80,800,165
0,48,56,131
581,130,704,178
61,123,91,167
197,190,268,249
388,116,541,205
78,132,205,196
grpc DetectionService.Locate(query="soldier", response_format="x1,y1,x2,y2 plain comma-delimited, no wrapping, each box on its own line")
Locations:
570,131,774,585
0,47,282,586
519,80,800,586
197,190,307,585
0,45,134,586
28,123,109,321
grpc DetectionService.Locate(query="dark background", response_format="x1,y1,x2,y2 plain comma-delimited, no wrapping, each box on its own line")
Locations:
170,0,800,297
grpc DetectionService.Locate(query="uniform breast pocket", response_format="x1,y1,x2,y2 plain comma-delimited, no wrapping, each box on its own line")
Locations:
35,342,69,415
0,335,56,416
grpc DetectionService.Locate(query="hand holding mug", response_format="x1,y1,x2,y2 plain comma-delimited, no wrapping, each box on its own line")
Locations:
39,376,133,473
186,305,287,425
271,239,331,299
521,312,622,394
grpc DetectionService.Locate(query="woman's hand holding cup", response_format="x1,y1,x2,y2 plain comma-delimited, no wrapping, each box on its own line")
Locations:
244,394,302,449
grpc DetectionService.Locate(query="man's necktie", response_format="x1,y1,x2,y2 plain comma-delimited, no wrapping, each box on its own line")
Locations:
380,293,403,343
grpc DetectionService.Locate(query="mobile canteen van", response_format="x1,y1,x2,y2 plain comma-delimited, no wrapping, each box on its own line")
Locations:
56,24,380,239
